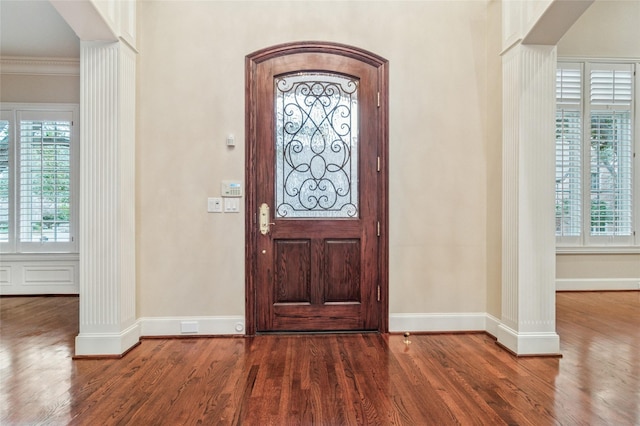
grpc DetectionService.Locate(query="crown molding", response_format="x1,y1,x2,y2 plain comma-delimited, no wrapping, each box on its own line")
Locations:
0,56,80,76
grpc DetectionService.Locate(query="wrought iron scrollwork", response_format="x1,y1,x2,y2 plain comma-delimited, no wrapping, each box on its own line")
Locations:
275,73,359,218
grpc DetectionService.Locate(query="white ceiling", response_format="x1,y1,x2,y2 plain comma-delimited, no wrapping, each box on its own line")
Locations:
0,0,80,59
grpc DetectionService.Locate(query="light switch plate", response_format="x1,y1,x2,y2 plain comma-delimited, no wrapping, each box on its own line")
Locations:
224,198,240,213
208,197,222,213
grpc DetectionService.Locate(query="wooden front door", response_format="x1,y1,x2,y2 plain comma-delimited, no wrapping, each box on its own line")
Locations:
246,42,388,333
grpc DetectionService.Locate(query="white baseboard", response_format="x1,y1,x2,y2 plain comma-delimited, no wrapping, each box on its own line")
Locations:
389,312,487,333
139,315,246,337
497,324,560,356
75,322,141,356
556,278,640,291
390,312,560,355
73,316,245,357
484,313,502,338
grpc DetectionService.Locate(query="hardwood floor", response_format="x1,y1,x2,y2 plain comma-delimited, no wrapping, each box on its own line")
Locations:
1,291,638,425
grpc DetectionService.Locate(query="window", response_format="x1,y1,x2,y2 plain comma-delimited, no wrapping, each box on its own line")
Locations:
0,105,79,253
555,62,638,247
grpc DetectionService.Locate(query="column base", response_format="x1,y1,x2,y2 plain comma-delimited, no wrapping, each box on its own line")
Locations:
75,322,140,357
497,324,561,356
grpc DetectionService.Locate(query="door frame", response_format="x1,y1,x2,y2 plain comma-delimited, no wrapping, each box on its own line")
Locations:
245,41,389,335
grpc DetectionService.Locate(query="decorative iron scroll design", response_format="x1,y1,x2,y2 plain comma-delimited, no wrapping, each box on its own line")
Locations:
275,73,359,218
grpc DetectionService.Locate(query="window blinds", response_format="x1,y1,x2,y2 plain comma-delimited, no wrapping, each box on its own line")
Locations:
0,119,9,243
19,118,72,243
555,64,582,238
555,61,636,244
589,64,634,237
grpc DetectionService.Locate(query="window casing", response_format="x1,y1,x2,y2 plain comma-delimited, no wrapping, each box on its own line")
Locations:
0,105,79,253
555,61,638,248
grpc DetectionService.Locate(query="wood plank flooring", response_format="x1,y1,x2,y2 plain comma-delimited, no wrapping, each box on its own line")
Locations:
1,291,638,425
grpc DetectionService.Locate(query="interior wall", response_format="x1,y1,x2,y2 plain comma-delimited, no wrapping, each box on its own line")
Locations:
485,0,503,317
556,0,640,287
557,254,640,279
557,0,640,58
136,1,497,318
0,74,79,103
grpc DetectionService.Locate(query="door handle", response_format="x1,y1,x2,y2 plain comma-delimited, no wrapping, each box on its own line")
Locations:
259,203,275,235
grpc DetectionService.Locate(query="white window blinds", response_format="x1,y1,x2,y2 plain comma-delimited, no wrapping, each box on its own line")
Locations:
0,115,9,244
18,112,73,245
588,64,634,239
555,61,637,247
0,106,78,254
555,63,582,239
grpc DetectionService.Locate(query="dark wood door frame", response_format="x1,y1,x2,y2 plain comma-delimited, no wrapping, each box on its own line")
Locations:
245,41,389,335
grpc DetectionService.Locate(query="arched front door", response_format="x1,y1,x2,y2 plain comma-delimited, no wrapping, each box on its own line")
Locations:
245,42,388,334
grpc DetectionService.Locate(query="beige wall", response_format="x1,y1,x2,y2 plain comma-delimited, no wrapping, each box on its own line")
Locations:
0,74,79,103
557,254,640,280
136,1,499,317
558,0,640,58
485,0,502,317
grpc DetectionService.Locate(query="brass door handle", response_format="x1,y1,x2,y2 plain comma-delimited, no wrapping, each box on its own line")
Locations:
259,203,275,235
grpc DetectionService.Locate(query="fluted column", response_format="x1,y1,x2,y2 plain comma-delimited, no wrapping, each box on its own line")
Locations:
75,41,138,356
499,43,560,355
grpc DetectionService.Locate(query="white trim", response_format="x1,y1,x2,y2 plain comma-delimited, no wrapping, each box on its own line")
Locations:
139,316,246,337
0,56,80,76
556,278,640,291
0,253,78,262
390,312,561,356
0,257,79,295
74,322,140,356
485,313,502,338
558,57,640,64
557,246,640,254
497,324,560,356
389,312,488,334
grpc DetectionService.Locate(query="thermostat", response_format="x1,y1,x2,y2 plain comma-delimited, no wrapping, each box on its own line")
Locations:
221,180,242,197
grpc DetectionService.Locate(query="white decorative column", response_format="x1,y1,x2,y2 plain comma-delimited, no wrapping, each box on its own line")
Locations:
499,43,560,355
75,41,138,356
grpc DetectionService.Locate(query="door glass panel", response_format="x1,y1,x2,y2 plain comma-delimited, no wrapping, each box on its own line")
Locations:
275,72,358,218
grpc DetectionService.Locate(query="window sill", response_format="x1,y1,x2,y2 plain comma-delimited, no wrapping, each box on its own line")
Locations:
556,246,640,255
0,252,79,262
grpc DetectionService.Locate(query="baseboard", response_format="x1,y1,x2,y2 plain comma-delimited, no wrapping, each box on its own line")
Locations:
496,324,560,356
389,312,561,355
139,315,246,337
75,322,141,356
484,313,502,338
556,278,640,291
389,312,487,333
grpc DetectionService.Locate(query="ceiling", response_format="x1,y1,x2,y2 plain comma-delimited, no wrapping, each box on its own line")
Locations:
0,0,80,59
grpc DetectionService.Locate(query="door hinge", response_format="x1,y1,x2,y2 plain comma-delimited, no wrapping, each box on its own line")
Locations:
377,92,380,108
377,156,381,172
377,285,381,302
377,221,381,237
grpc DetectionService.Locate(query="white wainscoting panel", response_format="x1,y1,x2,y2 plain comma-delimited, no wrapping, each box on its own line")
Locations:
0,257,79,295
0,266,12,287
